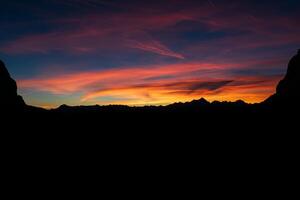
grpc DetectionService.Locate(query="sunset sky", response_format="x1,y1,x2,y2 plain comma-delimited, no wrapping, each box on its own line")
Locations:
1,0,299,108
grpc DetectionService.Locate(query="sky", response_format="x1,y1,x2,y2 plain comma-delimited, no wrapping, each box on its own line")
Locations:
0,0,299,108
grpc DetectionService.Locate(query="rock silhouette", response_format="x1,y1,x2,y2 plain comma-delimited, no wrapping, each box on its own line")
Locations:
0,60,25,112
265,50,300,107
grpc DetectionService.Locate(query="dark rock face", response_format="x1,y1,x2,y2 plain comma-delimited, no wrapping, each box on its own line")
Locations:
0,60,25,111
265,50,300,106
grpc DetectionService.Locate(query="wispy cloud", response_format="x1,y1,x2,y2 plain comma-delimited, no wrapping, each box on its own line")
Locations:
128,39,185,59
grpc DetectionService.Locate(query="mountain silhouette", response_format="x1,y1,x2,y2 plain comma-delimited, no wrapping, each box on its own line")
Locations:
1,50,299,115
2,50,299,156
0,60,26,112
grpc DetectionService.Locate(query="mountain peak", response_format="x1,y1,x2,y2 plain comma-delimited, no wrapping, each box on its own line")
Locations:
198,98,210,104
190,97,210,105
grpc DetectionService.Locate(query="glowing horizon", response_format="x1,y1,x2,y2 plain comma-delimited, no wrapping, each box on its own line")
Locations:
18,60,280,108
